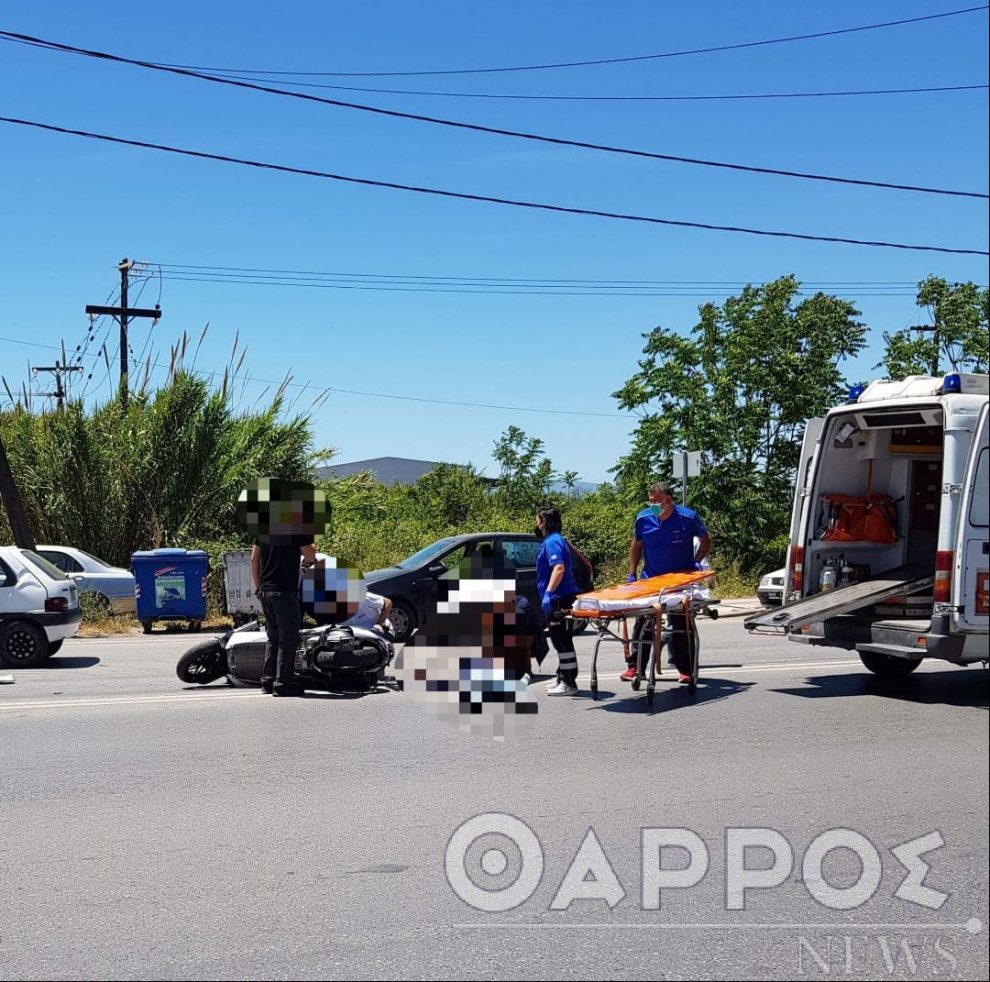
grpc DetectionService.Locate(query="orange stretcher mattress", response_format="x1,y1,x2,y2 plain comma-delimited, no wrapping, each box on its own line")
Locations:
570,570,715,617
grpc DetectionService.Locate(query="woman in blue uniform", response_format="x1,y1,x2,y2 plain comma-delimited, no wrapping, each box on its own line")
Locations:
535,506,580,696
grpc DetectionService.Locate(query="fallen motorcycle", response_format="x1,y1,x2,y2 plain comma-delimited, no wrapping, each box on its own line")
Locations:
176,619,395,692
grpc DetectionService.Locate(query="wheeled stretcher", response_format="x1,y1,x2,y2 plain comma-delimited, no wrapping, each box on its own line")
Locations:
567,571,718,707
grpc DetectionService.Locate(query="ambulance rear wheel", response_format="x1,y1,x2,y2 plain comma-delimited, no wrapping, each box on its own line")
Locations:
859,652,923,677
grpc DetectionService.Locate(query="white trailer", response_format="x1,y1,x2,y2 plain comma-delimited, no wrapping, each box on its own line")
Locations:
222,550,262,625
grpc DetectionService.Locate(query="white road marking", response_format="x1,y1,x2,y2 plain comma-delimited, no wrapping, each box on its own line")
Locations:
0,659,874,712
0,690,260,711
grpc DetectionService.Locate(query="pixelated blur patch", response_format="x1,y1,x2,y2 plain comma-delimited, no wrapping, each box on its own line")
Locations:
237,477,330,539
302,557,366,622
395,554,539,741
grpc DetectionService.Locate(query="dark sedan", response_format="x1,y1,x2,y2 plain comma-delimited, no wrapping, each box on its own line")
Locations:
364,533,543,642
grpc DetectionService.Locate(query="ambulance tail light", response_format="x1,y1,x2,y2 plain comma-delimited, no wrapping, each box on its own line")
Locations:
788,546,805,595
934,551,954,604
975,571,989,616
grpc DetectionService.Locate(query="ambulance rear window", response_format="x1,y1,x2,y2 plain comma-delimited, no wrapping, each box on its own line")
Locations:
970,449,988,528
860,411,929,428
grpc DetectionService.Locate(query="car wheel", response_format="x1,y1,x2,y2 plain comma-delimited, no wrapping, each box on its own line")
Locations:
859,651,923,677
568,619,589,637
0,620,49,668
46,639,64,658
176,639,228,684
389,600,417,643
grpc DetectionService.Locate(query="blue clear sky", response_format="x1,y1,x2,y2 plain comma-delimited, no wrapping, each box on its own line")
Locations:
1,1,987,483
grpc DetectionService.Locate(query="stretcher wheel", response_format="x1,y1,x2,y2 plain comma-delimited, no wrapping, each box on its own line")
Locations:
646,684,655,707
631,676,641,691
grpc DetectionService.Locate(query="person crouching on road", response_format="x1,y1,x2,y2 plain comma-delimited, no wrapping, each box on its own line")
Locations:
535,506,580,696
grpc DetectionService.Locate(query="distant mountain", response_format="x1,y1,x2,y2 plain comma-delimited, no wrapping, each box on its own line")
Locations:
548,478,601,497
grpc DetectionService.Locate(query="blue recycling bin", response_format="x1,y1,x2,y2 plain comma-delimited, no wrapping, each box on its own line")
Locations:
131,548,209,633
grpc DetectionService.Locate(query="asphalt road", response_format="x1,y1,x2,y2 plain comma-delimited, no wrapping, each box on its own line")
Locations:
1,615,987,981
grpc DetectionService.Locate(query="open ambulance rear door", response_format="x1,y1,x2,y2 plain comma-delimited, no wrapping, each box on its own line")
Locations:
952,402,989,635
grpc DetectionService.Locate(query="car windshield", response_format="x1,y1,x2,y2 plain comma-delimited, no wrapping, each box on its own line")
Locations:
20,549,69,581
396,537,459,570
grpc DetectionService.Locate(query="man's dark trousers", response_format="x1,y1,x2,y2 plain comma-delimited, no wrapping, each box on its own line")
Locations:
628,612,691,675
259,589,302,689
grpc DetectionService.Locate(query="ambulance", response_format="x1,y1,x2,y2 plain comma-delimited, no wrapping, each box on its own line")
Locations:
746,373,989,676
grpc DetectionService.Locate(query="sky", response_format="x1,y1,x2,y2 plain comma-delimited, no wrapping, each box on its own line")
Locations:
1,1,987,484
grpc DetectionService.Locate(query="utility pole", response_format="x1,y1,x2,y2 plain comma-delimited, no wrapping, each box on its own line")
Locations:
85,258,161,411
0,435,35,549
33,362,83,411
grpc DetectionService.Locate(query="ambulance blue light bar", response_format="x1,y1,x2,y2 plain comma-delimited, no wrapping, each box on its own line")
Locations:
941,373,962,393
846,383,866,403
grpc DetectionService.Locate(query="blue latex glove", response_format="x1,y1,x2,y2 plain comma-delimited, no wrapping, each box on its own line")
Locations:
693,561,704,571
626,573,637,583
541,593,552,616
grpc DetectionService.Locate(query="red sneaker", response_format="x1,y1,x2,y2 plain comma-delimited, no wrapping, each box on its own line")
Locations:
678,673,692,684
620,666,638,682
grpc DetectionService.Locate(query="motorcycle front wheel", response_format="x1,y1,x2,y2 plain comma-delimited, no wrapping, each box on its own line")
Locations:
176,638,228,684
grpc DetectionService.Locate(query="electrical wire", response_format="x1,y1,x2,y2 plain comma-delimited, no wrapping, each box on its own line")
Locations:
151,272,924,298
78,289,118,399
71,284,115,378
2,116,985,256
0,334,630,417
153,262,985,290
202,75,990,103
1,30,985,199
146,6,989,77
126,269,157,370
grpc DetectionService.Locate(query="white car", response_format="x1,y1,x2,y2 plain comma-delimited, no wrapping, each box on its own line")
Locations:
757,568,786,607
35,545,136,614
0,545,82,667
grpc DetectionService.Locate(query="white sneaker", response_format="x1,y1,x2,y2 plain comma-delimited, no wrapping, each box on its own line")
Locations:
546,681,578,697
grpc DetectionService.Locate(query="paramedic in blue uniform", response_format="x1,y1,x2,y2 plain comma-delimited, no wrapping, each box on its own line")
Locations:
623,482,712,684
535,506,581,696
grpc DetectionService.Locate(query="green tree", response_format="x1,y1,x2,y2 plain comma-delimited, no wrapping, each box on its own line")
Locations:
404,462,490,528
560,470,579,495
0,370,315,566
492,425,557,514
612,275,867,574
878,276,989,377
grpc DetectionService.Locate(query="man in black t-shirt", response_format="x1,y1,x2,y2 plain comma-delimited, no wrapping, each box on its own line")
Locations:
250,534,317,696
